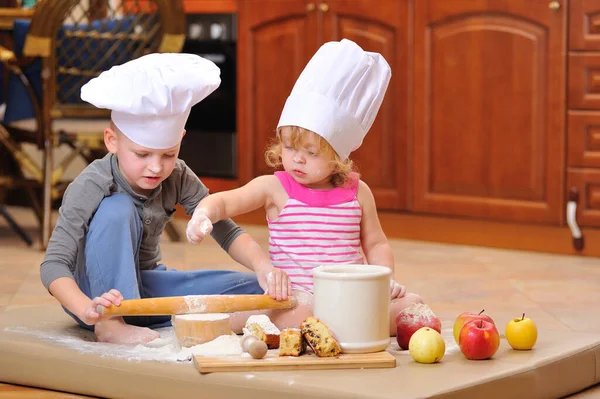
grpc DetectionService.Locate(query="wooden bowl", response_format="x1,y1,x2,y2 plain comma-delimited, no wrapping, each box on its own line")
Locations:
172,313,232,347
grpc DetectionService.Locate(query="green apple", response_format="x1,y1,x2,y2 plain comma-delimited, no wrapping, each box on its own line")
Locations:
409,327,445,364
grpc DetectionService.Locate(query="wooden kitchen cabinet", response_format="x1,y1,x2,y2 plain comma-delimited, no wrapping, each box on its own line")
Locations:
567,0,600,229
220,0,600,255
237,0,411,210
412,0,566,225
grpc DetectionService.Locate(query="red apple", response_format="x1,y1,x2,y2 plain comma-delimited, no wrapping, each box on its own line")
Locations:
458,319,500,360
453,310,495,344
396,303,442,350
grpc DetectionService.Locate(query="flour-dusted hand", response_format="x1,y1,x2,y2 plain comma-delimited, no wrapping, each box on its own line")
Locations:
390,280,406,300
186,207,213,244
80,289,123,326
257,267,292,301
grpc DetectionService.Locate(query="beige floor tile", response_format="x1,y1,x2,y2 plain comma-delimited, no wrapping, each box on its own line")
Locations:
511,279,600,305
0,293,13,306
544,306,600,332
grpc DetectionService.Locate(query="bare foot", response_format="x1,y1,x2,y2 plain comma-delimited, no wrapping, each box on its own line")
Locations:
269,289,314,330
389,293,424,336
95,317,160,344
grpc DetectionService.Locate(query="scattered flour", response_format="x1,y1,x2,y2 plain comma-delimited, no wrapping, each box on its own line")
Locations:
3,325,243,363
3,322,456,364
190,334,243,357
183,295,208,313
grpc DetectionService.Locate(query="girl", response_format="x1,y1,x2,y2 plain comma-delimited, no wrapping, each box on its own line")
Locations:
187,39,423,335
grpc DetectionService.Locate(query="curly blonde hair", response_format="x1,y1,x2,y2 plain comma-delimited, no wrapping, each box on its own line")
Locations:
265,126,356,187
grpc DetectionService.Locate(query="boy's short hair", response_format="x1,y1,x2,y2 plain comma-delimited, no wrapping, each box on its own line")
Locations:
265,126,356,188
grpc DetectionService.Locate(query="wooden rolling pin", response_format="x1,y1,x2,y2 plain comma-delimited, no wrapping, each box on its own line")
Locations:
98,294,296,317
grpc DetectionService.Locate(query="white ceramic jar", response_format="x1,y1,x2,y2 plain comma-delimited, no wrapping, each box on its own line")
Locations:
312,264,391,353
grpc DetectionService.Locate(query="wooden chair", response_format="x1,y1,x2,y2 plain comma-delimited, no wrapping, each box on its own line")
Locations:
0,0,186,248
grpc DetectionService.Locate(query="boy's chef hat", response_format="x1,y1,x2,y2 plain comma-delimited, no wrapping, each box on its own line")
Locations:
277,39,391,160
81,53,220,149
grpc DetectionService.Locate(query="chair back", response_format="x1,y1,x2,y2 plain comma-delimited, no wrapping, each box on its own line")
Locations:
23,0,186,120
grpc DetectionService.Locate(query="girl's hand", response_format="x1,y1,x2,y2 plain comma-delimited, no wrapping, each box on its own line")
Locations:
186,208,213,244
257,267,292,301
390,280,406,300
80,289,123,325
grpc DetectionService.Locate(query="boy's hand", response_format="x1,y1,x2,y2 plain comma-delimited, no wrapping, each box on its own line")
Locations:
390,280,406,300
186,208,213,244
80,289,123,326
257,267,292,301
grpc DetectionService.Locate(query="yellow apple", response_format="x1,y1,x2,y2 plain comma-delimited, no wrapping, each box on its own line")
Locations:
409,327,446,364
505,313,538,350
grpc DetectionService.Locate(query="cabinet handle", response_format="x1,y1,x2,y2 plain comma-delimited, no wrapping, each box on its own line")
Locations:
566,188,584,251
306,3,315,12
548,1,560,12
318,2,329,12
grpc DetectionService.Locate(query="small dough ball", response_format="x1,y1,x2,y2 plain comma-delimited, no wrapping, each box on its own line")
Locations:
248,339,268,359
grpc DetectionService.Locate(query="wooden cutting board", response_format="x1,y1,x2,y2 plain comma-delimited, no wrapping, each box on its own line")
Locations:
193,350,396,374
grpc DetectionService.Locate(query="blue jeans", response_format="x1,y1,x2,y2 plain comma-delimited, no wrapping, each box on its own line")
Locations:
66,193,263,330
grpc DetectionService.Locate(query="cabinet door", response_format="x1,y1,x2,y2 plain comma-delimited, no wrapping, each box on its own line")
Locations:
238,0,318,182
567,111,600,169
413,1,566,224
567,169,600,227
570,0,600,51
320,0,410,210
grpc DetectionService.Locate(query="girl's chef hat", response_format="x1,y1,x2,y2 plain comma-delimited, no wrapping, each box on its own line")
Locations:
277,39,391,159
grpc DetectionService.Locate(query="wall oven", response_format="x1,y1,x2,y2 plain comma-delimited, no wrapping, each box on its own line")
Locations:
179,13,237,179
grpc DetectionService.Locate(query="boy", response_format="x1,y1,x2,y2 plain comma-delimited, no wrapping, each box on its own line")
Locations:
40,53,291,345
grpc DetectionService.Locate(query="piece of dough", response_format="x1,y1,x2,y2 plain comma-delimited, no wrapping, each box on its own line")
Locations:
243,314,281,349
172,313,231,347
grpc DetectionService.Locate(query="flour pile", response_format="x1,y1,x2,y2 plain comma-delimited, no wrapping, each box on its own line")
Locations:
4,326,242,363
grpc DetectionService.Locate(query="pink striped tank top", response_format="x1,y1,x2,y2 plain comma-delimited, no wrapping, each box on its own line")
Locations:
268,171,364,292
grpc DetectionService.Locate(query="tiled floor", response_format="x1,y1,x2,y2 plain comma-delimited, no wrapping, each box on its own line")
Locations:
0,205,599,398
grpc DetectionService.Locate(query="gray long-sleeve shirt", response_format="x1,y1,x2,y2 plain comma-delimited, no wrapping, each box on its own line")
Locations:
40,153,243,290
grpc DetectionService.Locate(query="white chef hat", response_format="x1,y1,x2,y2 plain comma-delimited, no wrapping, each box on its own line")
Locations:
277,39,391,160
81,53,220,149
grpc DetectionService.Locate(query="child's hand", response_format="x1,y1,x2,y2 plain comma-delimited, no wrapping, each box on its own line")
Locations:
390,280,406,300
80,289,123,326
257,268,292,301
186,208,213,244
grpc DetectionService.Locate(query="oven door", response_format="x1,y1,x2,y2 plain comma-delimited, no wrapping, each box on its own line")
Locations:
180,38,237,178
